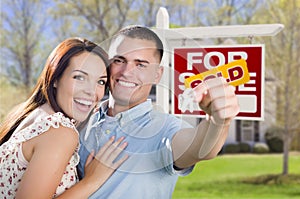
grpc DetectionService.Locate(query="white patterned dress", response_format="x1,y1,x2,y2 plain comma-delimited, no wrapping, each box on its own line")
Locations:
0,111,80,198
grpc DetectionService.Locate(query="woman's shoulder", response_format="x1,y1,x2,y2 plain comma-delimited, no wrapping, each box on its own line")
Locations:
41,112,77,130
28,112,79,142
11,110,78,144
37,118,79,149
26,112,79,159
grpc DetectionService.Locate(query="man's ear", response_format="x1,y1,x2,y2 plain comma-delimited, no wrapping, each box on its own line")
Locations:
155,66,164,84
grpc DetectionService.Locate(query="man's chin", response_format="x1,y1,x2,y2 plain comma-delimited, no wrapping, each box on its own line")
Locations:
110,94,132,106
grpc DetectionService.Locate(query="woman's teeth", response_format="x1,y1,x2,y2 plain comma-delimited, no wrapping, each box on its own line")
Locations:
74,99,93,106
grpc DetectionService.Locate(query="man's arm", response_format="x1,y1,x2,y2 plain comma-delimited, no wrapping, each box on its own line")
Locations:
172,77,239,169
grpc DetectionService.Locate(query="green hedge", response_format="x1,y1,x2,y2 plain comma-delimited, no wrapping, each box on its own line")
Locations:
223,143,240,153
239,142,251,153
223,142,251,153
265,126,284,153
253,143,270,154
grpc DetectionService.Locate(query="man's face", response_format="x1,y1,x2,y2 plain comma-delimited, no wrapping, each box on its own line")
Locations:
109,37,163,108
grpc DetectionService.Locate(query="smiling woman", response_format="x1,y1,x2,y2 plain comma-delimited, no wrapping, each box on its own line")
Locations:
54,51,107,122
0,37,128,198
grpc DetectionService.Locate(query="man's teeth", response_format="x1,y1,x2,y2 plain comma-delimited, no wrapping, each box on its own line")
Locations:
75,99,93,106
118,80,136,87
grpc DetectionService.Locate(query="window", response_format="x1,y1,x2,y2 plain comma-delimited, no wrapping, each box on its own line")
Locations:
236,120,260,143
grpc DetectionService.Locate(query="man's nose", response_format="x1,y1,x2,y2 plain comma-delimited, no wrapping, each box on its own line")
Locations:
122,61,136,73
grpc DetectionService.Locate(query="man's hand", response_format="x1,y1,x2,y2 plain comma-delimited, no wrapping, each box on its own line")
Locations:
193,77,240,126
173,78,240,168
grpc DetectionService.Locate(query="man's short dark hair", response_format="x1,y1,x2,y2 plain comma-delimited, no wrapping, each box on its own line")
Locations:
115,25,164,62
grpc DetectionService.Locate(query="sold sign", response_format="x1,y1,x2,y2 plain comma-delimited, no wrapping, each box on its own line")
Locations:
184,59,250,88
172,45,265,120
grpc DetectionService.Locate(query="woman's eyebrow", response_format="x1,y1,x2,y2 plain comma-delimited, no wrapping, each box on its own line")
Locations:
73,69,107,79
99,75,108,79
73,69,88,75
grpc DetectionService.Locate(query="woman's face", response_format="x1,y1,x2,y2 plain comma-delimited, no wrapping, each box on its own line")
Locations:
55,51,107,122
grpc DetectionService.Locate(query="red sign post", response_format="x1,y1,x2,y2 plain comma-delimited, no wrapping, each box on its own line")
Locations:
172,45,264,120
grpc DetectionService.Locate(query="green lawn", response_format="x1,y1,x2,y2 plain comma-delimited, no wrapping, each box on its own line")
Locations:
173,153,300,199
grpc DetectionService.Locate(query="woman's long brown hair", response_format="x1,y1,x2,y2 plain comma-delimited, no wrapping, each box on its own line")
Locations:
0,37,109,145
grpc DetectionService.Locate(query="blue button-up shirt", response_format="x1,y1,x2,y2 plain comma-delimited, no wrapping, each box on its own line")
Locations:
78,99,193,199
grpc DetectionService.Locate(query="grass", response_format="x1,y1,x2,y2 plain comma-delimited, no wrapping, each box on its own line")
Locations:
173,153,300,199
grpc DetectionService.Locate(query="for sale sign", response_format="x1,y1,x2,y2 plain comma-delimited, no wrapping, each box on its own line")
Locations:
172,45,265,120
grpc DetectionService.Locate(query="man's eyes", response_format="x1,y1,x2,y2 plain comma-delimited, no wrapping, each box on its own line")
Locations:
112,58,147,68
137,63,146,68
113,58,125,64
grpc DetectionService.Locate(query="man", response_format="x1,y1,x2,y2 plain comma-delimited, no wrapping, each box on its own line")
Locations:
78,25,239,198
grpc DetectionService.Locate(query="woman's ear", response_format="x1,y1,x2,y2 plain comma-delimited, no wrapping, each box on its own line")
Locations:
53,81,57,88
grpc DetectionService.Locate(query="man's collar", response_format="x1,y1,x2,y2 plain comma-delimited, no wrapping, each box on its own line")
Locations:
98,99,153,123
97,100,109,121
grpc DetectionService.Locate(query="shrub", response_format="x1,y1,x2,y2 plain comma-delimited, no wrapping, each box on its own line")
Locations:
239,142,251,153
265,126,283,139
253,142,270,154
265,126,284,153
267,138,284,153
223,143,240,153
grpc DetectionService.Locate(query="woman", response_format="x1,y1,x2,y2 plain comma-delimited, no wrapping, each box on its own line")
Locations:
0,37,128,198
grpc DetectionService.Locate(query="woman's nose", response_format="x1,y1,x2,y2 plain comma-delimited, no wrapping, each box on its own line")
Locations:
84,81,96,97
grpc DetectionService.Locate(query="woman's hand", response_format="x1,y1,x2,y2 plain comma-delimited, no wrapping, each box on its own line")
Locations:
83,136,128,188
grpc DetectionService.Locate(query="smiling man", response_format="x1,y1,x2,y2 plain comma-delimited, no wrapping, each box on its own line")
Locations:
108,36,163,114
78,25,239,199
